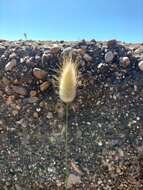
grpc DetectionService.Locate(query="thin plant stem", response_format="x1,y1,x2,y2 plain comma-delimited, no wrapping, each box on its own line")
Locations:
65,103,69,190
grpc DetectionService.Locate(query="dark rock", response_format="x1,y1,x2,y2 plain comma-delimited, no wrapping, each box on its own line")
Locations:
78,39,87,46
107,39,118,48
0,45,6,55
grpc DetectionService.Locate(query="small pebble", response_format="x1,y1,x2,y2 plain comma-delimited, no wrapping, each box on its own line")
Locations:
47,112,53,119
33,112,38,118
30,90,37,97
55,103,65,118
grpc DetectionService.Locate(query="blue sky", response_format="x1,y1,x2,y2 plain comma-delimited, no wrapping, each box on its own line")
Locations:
0,0,143,42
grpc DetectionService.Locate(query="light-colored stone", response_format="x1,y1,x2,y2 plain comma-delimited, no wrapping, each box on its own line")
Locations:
0,45,6,50
62,47,72,57
120,57,130,67
67,174,81,189
138,61,143,71
51,46,60,54
135,47,143,54
9,52,16,59
5,59,17,71
40,81,49,91
105,51,114,63
33,112,38,118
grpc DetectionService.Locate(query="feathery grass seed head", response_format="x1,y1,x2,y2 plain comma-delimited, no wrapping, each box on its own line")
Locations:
59,58,77,103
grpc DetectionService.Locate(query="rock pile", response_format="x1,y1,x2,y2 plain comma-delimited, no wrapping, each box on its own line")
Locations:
0,40,143,100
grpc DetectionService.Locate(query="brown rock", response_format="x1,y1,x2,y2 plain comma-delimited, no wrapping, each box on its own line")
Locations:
77,48,86,55
30,90,37,97
33,68,47,80
40,81,49,91
5,95,15,105
70,160,83,175
12,86,27,96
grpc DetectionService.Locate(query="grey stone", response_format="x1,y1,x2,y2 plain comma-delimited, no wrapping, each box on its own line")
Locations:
105,51,114,63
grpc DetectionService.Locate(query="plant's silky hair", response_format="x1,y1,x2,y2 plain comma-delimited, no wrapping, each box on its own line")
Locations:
59,57,78,103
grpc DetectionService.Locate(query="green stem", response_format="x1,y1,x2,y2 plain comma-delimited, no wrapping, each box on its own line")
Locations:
65,103,69,190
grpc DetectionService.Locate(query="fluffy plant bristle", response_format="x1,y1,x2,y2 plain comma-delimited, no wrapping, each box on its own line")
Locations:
59,58,77,103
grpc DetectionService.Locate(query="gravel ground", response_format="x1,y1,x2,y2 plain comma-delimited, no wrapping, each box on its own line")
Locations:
0,39,143,189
